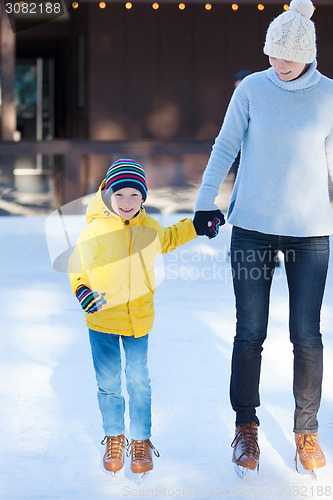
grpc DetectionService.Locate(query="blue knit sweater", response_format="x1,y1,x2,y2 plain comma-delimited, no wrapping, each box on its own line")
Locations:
195,61,333,237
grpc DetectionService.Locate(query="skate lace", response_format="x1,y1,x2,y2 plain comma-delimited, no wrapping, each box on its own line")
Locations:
231,422,260,471
127,439,160,461
294,433,320,472
101,435,128,459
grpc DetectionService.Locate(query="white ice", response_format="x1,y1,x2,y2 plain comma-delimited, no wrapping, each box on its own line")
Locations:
1,214,333,500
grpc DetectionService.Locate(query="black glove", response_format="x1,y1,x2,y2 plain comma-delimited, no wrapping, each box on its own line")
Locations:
76,285,107,314
193,210,225,238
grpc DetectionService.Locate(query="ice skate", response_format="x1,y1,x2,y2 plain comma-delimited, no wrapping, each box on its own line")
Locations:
127,439,159,481
231,422,260,478
295,432,326,476
101,434,128,476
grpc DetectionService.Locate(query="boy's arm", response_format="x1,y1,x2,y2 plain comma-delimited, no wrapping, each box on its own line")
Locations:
68,229,107,314
68,227,97,295
158,218,197,254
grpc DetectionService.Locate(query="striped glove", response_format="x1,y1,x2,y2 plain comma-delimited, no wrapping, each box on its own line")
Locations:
76,285,107,314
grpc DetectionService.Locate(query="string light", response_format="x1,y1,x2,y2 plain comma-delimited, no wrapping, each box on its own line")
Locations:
67,0,319,16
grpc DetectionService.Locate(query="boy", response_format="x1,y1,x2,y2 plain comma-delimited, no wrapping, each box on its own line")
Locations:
68,159,223,477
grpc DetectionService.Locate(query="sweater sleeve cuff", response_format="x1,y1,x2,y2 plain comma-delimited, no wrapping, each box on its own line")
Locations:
194,186,220,211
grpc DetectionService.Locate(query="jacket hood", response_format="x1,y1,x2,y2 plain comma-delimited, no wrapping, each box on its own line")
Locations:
86,179,146,225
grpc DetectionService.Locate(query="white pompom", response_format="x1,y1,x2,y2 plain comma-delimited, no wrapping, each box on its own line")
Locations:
289,0,314,19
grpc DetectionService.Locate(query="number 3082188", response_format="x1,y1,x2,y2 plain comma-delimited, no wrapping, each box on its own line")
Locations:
5,2,62,14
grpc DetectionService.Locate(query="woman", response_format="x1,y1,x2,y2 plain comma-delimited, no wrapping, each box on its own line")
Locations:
193,0,333,474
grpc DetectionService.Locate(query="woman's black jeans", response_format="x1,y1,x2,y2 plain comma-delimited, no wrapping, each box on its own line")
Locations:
230,226,329,433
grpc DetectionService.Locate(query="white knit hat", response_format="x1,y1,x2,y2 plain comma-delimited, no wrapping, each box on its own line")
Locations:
263,0,316,64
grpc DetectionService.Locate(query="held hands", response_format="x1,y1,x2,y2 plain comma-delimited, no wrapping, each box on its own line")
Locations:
76,285,107,314
193,210,225,239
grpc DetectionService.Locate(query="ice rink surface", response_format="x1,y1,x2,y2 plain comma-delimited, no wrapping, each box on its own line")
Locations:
1,214,333,500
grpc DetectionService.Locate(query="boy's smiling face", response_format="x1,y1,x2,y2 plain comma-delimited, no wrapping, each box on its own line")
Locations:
110,187,143,219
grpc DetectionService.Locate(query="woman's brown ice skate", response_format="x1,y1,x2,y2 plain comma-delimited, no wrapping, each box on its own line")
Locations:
295,432,326,477
231,422,260,478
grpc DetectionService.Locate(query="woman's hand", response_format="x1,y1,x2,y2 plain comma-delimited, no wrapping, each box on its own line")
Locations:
193,210,225,238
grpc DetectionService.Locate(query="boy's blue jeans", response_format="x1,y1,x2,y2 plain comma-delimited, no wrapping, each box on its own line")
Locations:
230,226,329,434
88,329,151,440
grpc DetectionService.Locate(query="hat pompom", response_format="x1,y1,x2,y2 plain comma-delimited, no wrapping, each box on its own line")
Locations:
289,0,314,19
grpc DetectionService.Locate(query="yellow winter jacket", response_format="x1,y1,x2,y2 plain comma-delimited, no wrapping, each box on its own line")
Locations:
68,181,197,337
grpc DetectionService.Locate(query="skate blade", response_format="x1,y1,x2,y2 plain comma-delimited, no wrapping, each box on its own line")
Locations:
297,467,318,480
303,469,318,480
139,472,149,482
103,467,121,479
133,471,149,484
110,470,122,480
234,464,249,479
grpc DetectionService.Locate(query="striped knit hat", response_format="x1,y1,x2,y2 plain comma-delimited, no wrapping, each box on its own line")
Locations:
104,159,148,202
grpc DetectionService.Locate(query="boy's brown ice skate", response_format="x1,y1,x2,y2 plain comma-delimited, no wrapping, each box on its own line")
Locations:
101,434,128,476
295,432,326,474
127,439,160,480
231,422,260,478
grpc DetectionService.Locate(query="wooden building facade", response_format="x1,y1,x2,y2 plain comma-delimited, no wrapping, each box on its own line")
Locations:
1,0,333,204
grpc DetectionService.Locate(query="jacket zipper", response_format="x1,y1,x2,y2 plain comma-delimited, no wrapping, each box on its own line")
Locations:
124,220,135,331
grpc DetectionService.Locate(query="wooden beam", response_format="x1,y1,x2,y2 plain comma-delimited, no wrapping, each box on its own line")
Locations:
0,139,214,155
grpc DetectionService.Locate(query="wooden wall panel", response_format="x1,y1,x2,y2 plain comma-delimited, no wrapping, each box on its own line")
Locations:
84,3,333,143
